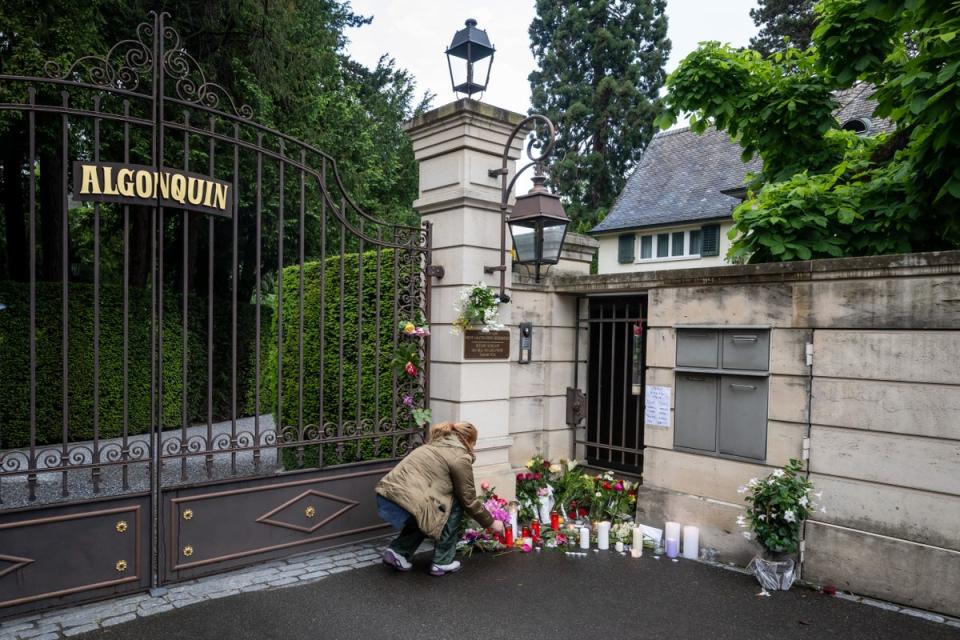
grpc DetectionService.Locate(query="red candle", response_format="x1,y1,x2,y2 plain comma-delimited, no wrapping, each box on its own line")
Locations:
504,524,514,547
522,526,531,539
531,519,541,541
550,511,560,531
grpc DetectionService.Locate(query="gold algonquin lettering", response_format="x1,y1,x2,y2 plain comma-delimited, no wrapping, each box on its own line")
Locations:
80,164,102,195
157,172,171,200
187,176,204,205
101,166,119,195
135,170,153,198
170,174,187,204
212,183,228,211
116,168,135,197
203,180,215,208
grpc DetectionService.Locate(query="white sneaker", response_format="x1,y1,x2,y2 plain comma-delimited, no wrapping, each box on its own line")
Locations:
382,548,412,571
430,560,461,576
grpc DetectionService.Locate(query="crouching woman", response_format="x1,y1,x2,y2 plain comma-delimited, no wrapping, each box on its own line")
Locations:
376,421,503,576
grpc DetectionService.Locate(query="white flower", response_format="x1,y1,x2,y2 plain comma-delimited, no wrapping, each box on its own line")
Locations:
772,469,785,478
783,509,796,523
567,459,578,471
736,515,746,527
747,477,759,487
549,464,562,473
742,531,753,540
595,491,602,498
757,514,766,521
799,496,809,508
737,485,748,494
814,492,823,500
767,478,777,486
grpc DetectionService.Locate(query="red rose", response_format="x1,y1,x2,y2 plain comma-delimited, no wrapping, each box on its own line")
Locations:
603,481,612,490
525,473,533,481
534,473,542,480
404,362,417,377
516,474,524,481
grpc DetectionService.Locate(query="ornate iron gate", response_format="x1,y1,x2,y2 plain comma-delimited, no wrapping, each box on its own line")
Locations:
0,12,432,617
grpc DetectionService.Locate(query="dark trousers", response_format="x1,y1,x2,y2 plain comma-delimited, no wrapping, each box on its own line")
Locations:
389,501,463,566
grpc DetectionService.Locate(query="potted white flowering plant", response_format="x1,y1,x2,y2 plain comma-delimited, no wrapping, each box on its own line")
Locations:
737,458,822,591
452,282,504,334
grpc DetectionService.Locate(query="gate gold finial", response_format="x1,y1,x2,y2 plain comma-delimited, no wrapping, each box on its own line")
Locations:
115,520,128,533
182,508,194,520
304,506,317,518
115,560,128,572
183,545,194,558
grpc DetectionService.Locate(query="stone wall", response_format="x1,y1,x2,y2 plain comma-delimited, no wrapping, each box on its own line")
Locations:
553,250,960,617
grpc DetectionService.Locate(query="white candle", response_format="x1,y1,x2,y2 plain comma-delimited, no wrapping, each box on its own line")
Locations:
579,526,590,549
597,521,611,550
632,527,644,557
615,541,624,553
682,525,700,560
665,521,681,542
510,511,519,542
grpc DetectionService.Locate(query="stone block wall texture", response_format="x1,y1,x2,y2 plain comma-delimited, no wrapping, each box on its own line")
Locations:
586,251,960,617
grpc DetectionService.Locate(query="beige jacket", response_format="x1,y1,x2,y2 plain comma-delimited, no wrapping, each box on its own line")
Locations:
375,434,493,539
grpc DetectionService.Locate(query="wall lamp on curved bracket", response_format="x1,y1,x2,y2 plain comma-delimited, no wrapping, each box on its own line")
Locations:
484,114,570,303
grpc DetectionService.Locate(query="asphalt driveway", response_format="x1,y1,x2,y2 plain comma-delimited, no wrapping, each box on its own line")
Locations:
78,549,958,640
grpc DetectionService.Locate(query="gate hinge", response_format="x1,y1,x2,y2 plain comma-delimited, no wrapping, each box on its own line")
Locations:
426,265,445,279
566,387,586,427
805,342,814,367
801,437,811,461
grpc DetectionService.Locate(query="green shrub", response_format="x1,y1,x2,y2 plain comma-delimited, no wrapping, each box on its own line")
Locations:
0,281,267,448
257,248,423,467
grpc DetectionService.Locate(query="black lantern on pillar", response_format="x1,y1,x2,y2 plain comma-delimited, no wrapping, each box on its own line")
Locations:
508,174,570,282
445,19,495,98
485,114,570,299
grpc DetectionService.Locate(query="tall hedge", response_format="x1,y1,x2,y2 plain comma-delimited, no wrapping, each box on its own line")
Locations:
258,247,423,467
0,281,266,448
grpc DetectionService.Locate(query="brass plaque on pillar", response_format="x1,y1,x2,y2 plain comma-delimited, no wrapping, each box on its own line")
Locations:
463,329,511,360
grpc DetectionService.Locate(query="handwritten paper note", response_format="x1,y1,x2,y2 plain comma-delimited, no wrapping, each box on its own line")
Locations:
644,385,672,428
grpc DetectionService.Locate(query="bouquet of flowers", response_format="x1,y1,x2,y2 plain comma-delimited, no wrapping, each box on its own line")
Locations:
452,283,504,334
458,483,511,556
589,471,639,522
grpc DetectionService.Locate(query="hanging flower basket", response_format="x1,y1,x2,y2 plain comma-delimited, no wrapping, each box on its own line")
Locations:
451,282,504,334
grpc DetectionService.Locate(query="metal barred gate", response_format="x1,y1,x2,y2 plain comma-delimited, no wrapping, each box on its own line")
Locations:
0,12,433,618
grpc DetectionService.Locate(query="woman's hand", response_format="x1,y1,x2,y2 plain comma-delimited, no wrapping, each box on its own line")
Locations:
490,519,504,534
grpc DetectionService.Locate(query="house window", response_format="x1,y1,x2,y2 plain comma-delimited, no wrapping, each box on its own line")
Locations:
635,228,707,261
656,233,669,257
672,232,684,256
640,235,652,259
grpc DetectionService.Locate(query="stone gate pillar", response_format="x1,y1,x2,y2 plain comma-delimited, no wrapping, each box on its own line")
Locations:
405,99,530,498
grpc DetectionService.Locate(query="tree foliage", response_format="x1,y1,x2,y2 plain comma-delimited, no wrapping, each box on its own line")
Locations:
528,0,670,231
749,0,817,56
656,0,960,263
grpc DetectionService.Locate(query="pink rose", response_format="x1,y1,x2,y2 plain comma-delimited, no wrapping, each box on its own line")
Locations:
480,481,490,491
522,543,532,553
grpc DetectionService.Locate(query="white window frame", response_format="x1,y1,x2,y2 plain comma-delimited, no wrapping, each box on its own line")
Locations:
635,227,703,263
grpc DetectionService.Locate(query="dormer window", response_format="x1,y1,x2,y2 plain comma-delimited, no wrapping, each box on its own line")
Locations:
841,117,871,135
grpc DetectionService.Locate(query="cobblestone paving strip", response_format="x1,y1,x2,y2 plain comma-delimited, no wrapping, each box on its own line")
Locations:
0,538,390,640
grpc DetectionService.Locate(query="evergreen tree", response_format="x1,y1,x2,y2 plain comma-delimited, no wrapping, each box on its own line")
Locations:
749,0,816,56
528,0,670,231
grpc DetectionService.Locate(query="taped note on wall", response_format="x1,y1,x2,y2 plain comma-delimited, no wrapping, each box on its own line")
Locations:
644,385,671,427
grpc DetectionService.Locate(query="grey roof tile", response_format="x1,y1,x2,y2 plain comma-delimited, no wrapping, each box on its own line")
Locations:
592,84,894,234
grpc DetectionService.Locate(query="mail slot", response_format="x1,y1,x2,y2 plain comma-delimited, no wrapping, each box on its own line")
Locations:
720,329,770,371
718,375,769,460
674,373,718,452
676,329,719,368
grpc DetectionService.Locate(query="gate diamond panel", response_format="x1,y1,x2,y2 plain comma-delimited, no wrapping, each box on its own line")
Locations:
256,489,358,534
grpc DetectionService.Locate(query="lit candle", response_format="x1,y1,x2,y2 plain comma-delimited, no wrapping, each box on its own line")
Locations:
597,521,611,550
504,524,514,547
665,537,679,559
550,511,560,531
531,520,541,541
682,526,700,560
579,526,590,549
665,521,681,542
509,504,519,541
632,527,644,557
522,526,531,540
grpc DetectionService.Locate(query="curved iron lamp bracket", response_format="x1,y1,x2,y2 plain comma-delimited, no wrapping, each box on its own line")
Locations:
484,114,557,302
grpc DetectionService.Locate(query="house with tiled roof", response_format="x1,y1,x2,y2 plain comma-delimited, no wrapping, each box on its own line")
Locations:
591,84,893,274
